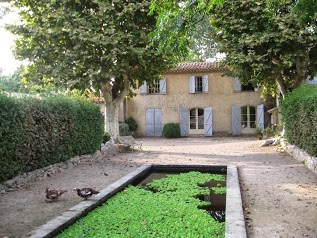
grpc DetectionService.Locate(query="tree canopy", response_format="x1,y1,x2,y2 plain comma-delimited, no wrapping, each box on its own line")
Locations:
8,0,175,141
151,0,317,97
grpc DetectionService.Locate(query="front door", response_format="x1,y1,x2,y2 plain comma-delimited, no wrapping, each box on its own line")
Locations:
146,109,162,136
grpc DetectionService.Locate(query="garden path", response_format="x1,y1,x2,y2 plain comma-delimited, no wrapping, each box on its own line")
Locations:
0,136,317,238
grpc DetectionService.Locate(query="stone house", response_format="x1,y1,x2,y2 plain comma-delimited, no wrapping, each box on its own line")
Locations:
124,62,265,137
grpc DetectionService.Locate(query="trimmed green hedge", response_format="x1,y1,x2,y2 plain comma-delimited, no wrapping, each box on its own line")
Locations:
280,85,317,157
162,123,181,138
0,93,104,182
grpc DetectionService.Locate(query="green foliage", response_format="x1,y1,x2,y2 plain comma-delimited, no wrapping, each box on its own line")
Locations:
103,131,111,143
0,66,28,93
0,93,104,182
119,123,130,136
280,85,317,157
8,0,175,141
57,171,226,238
151,0,317,97
255,127,263,135
162,123,181,138
125,117,138,132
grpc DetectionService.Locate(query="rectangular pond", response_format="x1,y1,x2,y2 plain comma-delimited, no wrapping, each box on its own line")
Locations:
26,164,246,238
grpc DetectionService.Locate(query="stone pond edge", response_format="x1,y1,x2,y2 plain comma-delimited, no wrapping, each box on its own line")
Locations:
24,164,247,238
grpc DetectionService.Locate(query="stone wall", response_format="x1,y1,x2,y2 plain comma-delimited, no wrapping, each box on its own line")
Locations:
282,139,317,174
0,141,118,195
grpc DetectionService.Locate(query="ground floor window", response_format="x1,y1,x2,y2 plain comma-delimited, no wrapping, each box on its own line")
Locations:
189,108,204,134
241,106,256,133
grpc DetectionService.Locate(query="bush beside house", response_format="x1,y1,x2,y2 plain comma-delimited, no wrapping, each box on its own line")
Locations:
280,85,317,157
162,123,181,138
0,93,104,182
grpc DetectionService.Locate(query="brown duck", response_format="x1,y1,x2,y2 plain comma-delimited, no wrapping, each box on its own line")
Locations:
45,188,67,202
73,187,99,200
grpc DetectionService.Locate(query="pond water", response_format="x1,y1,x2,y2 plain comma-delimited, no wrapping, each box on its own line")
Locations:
135,172,226,222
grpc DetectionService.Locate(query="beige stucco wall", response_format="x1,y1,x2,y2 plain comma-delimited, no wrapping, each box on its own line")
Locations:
126,72,263,136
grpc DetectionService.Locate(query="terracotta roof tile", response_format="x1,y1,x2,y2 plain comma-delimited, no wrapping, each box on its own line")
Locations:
167,62,226,74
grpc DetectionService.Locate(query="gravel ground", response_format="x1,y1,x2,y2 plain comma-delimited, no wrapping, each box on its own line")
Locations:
0,136,317,238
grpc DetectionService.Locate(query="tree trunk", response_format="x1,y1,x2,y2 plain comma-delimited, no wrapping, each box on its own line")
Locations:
105,102,120,143
276,77,287,99
101,74,130,144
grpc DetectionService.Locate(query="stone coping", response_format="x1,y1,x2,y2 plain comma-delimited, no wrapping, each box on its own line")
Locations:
25,164,246,238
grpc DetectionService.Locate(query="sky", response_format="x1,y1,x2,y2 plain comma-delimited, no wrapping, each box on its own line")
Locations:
0,3,22,76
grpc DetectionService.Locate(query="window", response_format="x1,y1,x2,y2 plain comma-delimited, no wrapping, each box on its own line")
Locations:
140,79,166,95
195,76,203,93
241,106,256,129
233,77,258,92
189,75,208,93
241,82,255,91
148,80,160,94
190,108,204,130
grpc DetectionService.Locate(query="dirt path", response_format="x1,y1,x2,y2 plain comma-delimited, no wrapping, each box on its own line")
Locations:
1,137,317,238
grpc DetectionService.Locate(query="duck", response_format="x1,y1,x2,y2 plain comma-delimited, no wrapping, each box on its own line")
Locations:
73,187,99,200
45,187,67,202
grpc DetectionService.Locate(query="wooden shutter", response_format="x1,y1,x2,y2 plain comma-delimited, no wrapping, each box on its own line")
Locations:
202,75,208,93
204,107,213,137
257,104,264,131
179,108,189,137
154,109,163,136
189,76,195,93
160,78,166,94
146,109,154,136
140,81,147,94
233,77,241,92
232,105,241,136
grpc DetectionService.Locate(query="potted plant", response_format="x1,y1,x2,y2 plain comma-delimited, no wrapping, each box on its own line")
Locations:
255,127,263,140
264,127,274,139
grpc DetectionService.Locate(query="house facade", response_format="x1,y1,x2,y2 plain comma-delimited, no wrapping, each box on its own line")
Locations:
125,62,265,137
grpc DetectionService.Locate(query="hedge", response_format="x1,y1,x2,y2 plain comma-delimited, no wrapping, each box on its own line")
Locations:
280,85,317,157
0,93,104,182
162,123,181,138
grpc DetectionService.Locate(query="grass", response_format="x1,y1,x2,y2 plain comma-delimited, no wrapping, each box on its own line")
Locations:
56,171,226,237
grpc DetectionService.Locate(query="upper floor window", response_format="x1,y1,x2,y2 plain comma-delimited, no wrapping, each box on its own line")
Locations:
233,77,259,92
140,79,166,95
242,82,255,91
148,80,160,94
189,75,208,93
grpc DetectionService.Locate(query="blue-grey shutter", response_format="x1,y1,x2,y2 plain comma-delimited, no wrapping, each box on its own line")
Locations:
146,109,154,136
233,77,241,92
204,107,212,136
232,105,241,136
257,104,264,131
189,76,195,93
160,78,166,94
202,75,208,93
179,108,189,136
140,81,147,94
154,109,163,136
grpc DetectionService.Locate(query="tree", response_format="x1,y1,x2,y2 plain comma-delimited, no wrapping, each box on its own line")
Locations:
151,0,317,98
0,66,27,93
8,0,174,142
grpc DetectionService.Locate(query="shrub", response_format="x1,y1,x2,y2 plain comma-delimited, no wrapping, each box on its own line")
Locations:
0,93,104,182
103,131,112,143
162,123,181,138
125,117,138,132
280,85,317,157
119,123,130,136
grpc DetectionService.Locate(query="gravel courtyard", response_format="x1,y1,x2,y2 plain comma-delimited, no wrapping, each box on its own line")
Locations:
0,136,317,238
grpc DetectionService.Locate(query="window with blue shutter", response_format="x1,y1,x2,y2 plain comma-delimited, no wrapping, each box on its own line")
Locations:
189,75,208,93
